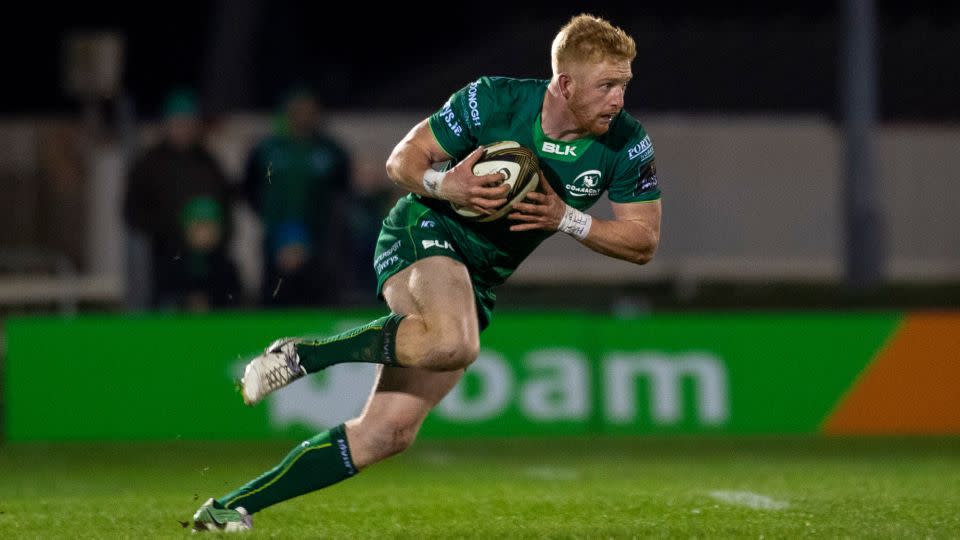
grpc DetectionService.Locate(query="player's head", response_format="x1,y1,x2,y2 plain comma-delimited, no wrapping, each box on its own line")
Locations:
551,14,636,135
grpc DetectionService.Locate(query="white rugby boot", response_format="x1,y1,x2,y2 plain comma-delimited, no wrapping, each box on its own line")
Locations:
191,498,252,532
240,338,306,405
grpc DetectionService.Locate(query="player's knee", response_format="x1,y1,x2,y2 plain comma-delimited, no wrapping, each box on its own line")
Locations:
425,333,479,371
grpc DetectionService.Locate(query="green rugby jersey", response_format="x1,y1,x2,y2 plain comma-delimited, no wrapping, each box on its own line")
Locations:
417,76,660,287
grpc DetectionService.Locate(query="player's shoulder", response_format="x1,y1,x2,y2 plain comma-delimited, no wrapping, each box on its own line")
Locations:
468,76,549,104
481,76,549,91
601,110,650,153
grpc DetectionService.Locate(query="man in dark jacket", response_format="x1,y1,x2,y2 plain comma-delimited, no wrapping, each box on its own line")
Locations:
124,88,237,309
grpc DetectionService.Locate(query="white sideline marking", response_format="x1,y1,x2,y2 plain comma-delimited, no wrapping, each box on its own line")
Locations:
708,490,790,510
523,466,580,481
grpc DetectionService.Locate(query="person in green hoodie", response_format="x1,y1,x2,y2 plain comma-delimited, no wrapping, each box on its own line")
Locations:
241,87,353,307
154,196,241,311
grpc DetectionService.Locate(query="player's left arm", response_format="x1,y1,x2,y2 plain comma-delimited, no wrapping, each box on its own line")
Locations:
581,199,660,264
509,178,661,265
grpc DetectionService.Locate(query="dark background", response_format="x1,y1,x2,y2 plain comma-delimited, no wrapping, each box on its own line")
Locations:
7,1,960,120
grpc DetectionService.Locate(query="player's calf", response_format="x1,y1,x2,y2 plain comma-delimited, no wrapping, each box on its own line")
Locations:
208,425,359,517
239,311,478,406
353,424,417,464
240,314,406,405
345,412,423,467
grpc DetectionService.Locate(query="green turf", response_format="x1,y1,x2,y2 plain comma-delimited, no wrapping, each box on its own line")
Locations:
1,437,958,538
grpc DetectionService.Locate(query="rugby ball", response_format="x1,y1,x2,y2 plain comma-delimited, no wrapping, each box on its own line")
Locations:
452,141,540,222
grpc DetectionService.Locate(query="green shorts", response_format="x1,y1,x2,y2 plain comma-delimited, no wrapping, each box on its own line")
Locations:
373,196,496,330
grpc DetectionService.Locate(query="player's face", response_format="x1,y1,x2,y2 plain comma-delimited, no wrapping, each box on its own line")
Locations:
568,59,632,136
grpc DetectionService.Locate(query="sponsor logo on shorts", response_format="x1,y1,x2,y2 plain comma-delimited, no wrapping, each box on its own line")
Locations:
422,239,453,251
375,255,399,275
565,170,602,198
627,135,653,161
374,240,402,275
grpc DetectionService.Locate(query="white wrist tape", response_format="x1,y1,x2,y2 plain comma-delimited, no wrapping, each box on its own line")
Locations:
422,169,446,199
558,204,592,240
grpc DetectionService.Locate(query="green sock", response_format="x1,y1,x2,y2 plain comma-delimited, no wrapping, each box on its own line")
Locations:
216,424,357,514
295,313,405,373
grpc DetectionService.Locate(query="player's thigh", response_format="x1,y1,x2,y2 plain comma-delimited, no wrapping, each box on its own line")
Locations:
382,255,479,340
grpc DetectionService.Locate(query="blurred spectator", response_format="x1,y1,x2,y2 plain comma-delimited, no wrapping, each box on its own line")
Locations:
154,196,241,311
342,157,402,305
242,87,352,307
123,88,238,309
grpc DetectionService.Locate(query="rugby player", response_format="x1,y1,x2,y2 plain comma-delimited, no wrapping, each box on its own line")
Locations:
192,13,661,531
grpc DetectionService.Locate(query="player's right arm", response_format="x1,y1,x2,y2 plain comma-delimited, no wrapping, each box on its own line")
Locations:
386,119,509,214
388,78,511,214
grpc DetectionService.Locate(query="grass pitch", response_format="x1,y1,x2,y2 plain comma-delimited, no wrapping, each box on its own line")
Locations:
1,437,958,538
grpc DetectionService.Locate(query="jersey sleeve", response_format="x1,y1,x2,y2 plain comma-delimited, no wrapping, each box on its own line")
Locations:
607,127,661,203
428,77,495,159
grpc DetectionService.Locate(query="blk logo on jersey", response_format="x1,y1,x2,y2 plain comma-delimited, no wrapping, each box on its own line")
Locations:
566,170,602,198
542,141,578,157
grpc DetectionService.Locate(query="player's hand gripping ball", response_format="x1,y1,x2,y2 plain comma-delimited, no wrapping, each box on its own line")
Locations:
451,141,540,222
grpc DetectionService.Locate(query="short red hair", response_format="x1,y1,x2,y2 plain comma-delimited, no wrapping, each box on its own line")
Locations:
551,14,637,75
